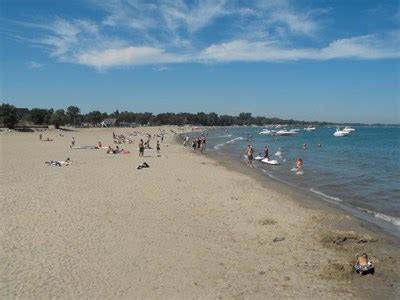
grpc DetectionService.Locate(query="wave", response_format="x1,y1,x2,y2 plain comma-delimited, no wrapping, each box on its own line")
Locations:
310,188,343,202
226,137,244,144
214,143,225,150
208,134,233,139
356,207,400,227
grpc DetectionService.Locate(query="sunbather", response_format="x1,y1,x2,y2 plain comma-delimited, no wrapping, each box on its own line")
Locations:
354,253,374,275
45,158,71,166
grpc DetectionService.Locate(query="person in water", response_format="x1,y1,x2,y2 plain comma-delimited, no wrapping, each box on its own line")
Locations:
295,158,303,171
264,145,269,159
246,145,254,167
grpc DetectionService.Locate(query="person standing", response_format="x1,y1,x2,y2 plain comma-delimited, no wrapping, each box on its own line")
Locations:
246,145,254,167
156,140,160,154
139,139,144,157
39,133,42,141
71,137,75,148
264,145,269,159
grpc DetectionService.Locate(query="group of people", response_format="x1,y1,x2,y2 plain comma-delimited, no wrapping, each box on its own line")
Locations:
138,139,161,157
113,132,133,144
245,144,303,172
106,145,130,154
191,136,207,153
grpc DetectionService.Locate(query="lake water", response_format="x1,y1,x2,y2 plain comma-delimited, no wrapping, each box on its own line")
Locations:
189,126,400,236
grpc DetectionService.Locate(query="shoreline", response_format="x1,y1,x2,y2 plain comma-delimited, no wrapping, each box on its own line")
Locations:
178,128,400,241
2,127,399,298
206,148,400,242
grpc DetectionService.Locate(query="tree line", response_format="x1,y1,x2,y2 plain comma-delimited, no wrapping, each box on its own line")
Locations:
0,103,335,129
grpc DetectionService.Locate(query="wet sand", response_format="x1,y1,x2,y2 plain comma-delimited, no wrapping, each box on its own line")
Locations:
1,127,399,298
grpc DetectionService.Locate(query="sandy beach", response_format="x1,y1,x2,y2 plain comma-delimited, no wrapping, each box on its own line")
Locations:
1,127,399,299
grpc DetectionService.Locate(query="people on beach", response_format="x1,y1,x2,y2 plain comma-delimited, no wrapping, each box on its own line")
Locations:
98,141,102,148
192,139,197,152
71,137,75,148
39,134,42,141
246,145,254,167
156,140,160,154
201,137,206,152
139,139,144,157
45,158,71,166
354,253,374,275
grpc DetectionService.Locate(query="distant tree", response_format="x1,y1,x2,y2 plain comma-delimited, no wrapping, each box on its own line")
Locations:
66,106,80,126
85,111,103,124
0,103,19,128
206,112,219,126
50,109,66,128
29,108,49,124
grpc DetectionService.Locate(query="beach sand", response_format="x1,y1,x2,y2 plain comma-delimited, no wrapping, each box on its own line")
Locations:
1,127,399,298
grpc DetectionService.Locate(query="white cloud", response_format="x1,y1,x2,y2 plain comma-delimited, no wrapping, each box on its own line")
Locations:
200,34,400,62
6,1,400,70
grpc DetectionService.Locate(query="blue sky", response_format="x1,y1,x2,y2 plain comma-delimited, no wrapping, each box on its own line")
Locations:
1,0,399,123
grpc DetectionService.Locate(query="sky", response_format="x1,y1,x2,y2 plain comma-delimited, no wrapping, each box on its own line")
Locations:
0,0,399,124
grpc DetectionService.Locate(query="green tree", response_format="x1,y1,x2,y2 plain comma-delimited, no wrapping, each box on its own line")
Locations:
66,106,80,126
0,103,19,129
50,109,66,128
29,108,49,124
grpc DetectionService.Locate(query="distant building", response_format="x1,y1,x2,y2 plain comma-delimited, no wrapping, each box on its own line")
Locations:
101,118,117,127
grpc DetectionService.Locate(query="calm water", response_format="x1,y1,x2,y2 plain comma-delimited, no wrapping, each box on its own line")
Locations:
191,126,400,233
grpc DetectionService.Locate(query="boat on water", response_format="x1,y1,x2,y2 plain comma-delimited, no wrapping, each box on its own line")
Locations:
333,128,350,137
259,129,272,135
290,128,300,133
343,126,356,132
276,129,299,136
304,126,316,131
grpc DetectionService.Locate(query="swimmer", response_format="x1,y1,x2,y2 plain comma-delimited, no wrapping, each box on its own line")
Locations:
296,158,303,169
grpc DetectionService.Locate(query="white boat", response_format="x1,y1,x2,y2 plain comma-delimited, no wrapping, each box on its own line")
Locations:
290,128,300,133
304,126,316,131
259,129,272,135
333,129,350,137
276,129,298,136
343,126,355,132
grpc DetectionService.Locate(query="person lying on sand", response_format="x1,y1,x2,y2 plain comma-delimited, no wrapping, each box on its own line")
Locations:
45,158,71,166
136,162,149,169
354,253,374,275
41,137,53,142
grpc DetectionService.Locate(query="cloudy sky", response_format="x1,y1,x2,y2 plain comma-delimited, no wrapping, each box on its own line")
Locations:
1,0,399,123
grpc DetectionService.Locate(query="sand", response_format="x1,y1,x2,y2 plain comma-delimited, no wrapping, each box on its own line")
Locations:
1,127,399,298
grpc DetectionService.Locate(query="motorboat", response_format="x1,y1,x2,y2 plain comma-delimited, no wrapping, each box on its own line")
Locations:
343,126,356,132
259,129,272,135
304,126,316,131
290,128,300,133
333,129,350,137
276,129,298,136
